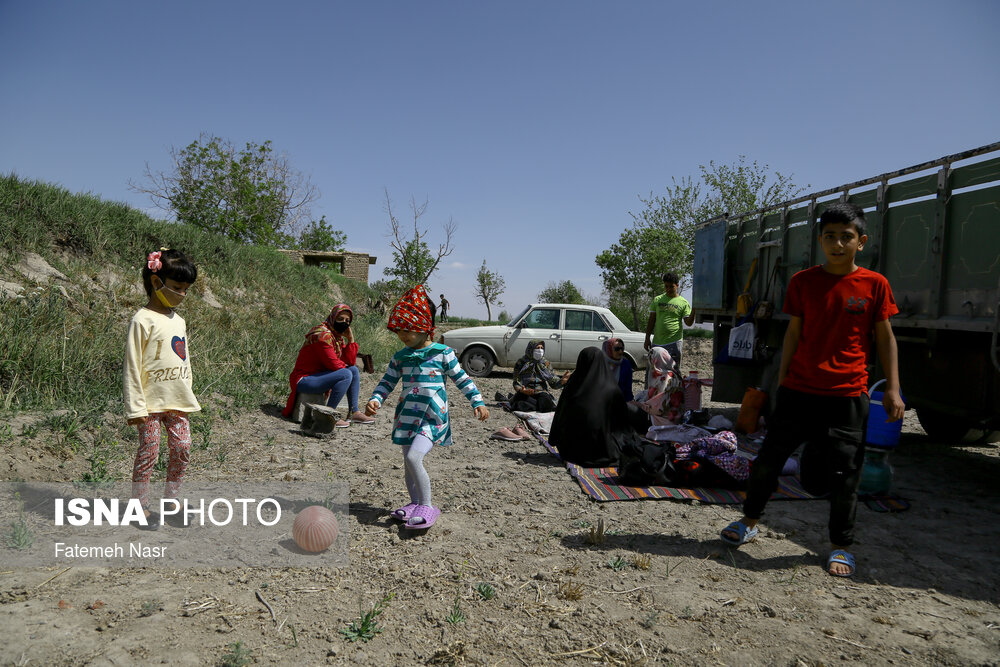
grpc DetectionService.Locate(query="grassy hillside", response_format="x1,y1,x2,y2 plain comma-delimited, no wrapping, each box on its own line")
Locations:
0,173,398,417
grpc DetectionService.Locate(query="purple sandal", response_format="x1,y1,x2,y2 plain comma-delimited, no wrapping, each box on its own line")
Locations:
390,503,418,521
403,505,441,530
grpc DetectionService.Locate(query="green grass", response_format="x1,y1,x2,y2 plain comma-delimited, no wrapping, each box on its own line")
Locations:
473,582,497,600
607,555,628,571
0,173,399,414
340,592,395,642
218,641,253,667
75,432,116,490
4,491,34,550
685,327,714,339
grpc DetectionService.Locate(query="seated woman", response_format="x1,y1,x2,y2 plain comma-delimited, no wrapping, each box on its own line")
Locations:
633,347,684,426
282,303,374,426
549,347,642,467
601,338,634,400
601,338,653,432
509,340,570,413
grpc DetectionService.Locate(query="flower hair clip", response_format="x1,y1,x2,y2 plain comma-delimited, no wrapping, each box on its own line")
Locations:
147,251,162,272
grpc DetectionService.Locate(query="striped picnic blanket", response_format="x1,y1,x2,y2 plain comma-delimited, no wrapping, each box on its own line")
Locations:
534,433,813,504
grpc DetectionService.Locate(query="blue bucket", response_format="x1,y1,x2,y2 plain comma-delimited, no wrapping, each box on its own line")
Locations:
866,379,903,449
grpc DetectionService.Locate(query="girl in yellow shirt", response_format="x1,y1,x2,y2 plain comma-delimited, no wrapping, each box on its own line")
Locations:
123,249,200,528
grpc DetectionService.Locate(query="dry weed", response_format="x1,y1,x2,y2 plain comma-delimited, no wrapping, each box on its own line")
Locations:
558,581,585,601
630,554,652,570
586,518,606,545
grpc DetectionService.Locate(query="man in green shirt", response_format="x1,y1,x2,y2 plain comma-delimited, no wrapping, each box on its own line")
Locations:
644,272,695,371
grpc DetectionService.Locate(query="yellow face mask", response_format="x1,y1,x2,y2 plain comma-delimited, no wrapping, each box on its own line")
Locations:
152,277,185,309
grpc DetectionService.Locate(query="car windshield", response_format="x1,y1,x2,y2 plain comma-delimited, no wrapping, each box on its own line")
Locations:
506,306,530,327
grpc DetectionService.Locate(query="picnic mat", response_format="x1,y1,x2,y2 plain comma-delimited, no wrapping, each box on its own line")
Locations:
530,432,907,510
860,493,911,513
568,461,812,503
527,433,788,504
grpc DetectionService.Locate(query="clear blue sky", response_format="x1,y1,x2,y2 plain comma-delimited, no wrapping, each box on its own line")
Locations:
2,1,997,318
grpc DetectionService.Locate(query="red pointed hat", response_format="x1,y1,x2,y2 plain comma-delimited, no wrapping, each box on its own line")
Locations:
387,284,434,334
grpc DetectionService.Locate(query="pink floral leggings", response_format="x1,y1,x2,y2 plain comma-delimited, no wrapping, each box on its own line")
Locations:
132,411,191,508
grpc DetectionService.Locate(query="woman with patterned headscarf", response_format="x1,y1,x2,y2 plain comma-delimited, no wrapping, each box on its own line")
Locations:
510,340,571,413
633,346,684,426
282,304,374,426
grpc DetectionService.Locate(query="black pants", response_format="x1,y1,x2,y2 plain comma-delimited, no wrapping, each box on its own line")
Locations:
743,386,868,546
510,391,557,413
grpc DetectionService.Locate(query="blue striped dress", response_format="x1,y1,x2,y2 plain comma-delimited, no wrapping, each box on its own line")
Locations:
370,343,485,446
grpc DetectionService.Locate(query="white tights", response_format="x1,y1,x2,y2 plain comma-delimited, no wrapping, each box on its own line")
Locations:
402,434,434,507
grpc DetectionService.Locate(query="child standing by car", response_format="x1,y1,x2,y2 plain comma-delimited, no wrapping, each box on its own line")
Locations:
719,202,904,577
365,285,489,530
123,249,201,528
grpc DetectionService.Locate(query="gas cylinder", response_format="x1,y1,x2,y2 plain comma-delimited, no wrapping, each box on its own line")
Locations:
858,447,893,495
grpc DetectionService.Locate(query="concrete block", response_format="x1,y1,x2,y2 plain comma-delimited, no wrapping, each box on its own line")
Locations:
291,392,326,423
301,403,342,435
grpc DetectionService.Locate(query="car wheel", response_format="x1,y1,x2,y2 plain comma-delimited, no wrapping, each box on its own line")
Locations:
916,408,999,443
460,346,495,377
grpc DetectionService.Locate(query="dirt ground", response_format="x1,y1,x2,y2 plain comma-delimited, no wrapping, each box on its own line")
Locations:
2,339,999,666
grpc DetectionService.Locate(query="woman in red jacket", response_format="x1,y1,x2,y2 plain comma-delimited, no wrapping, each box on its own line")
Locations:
282,304,374,426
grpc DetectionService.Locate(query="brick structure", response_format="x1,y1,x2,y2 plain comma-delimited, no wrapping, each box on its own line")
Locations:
278,250,377,283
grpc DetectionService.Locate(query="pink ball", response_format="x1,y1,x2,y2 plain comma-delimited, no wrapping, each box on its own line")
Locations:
292,505,339,553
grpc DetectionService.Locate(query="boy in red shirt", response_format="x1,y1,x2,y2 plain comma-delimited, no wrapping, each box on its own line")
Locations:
720,202,905,577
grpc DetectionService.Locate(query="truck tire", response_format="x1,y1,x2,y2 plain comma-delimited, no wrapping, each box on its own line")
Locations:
970,429,1000,444
916,408,1000,443
460,346,495,377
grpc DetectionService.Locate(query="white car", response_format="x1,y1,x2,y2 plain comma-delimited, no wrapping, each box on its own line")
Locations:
440,304,648,377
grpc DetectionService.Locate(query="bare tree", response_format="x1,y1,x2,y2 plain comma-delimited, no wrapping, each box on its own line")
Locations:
382,188,456,288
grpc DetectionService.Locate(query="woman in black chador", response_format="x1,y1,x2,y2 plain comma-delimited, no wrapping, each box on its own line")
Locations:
549,347,641,467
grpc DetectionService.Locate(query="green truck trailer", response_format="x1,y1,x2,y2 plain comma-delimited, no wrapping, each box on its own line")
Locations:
693,142,1000,441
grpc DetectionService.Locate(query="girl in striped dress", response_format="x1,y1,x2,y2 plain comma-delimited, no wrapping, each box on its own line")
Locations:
365,285,490,530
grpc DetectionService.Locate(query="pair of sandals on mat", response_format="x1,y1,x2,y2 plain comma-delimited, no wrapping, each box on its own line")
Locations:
720,520,856,577
390,503,440,530
489,424,532,441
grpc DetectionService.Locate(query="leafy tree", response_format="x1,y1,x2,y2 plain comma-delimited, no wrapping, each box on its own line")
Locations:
296,216,346,252
381,189,455,290
698,156,802,221
602,290,642,332
130,133,320,246
474,260,505,321
537,280,587,305
597,157,804,322
596,225,686,329
628,176,704,287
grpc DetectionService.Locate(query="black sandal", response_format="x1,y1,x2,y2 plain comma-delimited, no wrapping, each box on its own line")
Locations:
137,510,160,531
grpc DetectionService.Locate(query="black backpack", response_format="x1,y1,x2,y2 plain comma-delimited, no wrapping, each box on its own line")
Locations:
674,458,747,490
617,440,678,487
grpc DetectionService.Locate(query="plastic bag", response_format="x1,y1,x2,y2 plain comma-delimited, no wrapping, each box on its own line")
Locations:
727,322,756,361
